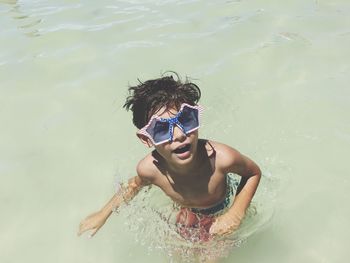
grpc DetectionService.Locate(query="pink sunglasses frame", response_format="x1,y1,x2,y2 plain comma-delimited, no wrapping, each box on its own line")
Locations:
137,103,204,146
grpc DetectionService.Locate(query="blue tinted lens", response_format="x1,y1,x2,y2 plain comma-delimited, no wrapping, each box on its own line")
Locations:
146,119,170,143
178,107,199,132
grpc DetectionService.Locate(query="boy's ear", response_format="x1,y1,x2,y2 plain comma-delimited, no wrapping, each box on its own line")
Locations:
137,134,153,148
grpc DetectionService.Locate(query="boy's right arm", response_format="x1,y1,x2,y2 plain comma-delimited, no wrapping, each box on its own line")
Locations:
77,175,149,237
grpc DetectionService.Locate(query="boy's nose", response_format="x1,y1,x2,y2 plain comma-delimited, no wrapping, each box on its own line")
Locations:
172,125,186,142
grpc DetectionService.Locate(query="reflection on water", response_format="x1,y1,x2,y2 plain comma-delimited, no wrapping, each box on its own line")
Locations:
1,0,41,37
0,0,17,4
1,0,350,262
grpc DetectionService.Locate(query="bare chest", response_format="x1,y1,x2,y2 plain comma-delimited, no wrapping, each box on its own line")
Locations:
155,170,227,208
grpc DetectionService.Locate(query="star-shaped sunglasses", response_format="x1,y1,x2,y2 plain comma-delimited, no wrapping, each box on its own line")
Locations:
137,103,203,146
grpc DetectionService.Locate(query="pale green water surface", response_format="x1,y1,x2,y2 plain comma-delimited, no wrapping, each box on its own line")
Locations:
1,0,350,262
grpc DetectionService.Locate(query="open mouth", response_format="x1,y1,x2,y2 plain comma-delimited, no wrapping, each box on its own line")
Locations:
173,144,191,154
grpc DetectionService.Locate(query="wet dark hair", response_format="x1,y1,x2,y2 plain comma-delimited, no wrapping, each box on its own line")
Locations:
123,72,201,129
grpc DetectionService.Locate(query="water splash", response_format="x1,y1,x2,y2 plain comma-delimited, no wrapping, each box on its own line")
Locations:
116,173,276,262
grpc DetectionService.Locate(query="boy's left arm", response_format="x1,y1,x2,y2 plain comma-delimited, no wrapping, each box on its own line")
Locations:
209,145,261,236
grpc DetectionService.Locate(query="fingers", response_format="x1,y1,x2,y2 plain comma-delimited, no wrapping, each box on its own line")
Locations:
77,220,92,237
211,227,235,237
78,224,99,238
209,221,233,236
209,222,220,236
77,222,86,236
77,217,102,238
89,226,100,238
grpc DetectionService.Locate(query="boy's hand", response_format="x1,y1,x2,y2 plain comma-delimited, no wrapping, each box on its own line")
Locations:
209,212,242,236
78,210,108,238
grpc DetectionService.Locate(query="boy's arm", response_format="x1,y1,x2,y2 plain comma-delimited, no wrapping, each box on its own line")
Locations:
209,145,261,236
101,175,148,216
78,175,149,237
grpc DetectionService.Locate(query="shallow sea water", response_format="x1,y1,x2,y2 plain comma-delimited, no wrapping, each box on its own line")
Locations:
1,0,350,262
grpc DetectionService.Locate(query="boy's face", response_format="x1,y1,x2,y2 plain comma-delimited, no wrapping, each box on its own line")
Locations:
139,105,199,166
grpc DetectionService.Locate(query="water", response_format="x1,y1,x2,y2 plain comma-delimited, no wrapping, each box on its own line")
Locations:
1,0,349,262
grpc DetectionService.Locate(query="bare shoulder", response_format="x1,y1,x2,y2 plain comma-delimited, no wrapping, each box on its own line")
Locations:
207,140,261,176
207,140,241,169
136,152,159,184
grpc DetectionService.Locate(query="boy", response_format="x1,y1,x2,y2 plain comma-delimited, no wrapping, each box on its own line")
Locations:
78,73,261,239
